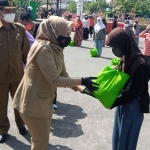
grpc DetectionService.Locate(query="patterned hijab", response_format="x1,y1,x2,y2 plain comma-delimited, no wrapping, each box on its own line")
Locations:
25,16,74,68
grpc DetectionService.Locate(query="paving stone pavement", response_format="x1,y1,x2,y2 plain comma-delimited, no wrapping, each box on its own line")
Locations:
0,35,150,150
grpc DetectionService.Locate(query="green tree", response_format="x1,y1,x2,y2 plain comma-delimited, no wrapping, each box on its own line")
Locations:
36,0,44,9
66,2,77,13
113,0,150,16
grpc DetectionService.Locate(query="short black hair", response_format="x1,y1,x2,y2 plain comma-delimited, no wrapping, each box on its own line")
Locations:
20,12,32,21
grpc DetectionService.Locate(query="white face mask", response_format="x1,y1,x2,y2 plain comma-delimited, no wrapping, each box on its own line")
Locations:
76,17,79,20
124,24,129,28
1,12,15,23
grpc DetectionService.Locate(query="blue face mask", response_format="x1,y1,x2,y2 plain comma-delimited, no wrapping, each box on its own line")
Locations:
85,16,88,19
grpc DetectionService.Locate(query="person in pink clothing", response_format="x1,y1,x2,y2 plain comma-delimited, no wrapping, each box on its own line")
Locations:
139,27,150,63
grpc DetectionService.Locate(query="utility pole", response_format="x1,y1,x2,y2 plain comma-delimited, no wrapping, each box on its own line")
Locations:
57,0,59,13
47,0,49,11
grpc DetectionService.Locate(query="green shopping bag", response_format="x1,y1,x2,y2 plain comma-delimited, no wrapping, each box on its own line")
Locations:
69,40,75,46
90,48,98,57
92,58,130,108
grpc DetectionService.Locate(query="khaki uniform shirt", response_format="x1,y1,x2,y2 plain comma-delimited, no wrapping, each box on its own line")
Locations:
0,22,30,83
13,43,77,119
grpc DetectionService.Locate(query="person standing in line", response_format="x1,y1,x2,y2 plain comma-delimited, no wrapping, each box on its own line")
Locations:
20,12,40,38
133,22,140,46
12,16,98,150
82,15,90,40
139,27,150,63
127,16,133,28
0,0,30,143
89,15,95,38
105,27,150,150
124,20,135,40
102,17,107,47
112,15,118,30
74,15,83,46
93,17,106,57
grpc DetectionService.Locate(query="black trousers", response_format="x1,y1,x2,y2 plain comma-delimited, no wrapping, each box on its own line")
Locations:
89,26,93,36
53,91,57,104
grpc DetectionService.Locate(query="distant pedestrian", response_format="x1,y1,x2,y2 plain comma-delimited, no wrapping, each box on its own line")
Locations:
74,15,83,46
93,17,106,57
128,16,133,28
112,15,118,30
133,22,140,46
89,15,95,37
102,17,107,47
124,20,135,40
139,26,150,63
82,15,90,40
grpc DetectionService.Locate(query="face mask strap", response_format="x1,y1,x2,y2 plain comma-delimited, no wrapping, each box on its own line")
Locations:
48,21,59,39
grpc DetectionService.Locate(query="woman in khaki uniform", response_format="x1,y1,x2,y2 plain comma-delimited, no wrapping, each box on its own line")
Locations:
13,16,98,150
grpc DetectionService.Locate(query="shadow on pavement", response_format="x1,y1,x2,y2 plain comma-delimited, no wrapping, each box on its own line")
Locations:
51,101,87,138
101,56,113,60
80,45,92,49
49,144,73,150
5,135,30,150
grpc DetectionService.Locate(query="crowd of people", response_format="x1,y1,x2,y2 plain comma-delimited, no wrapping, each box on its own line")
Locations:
0,0,150,150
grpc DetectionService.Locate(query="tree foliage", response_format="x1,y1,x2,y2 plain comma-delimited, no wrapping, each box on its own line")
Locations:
67,0,108,14
67,2,77,14
113,0,150,16
14,0,44,9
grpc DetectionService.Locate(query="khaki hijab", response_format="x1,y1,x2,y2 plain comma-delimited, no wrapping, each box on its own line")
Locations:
26,16,74,68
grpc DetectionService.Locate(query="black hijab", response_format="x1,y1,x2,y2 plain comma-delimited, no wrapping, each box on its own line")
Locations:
105,27,148,77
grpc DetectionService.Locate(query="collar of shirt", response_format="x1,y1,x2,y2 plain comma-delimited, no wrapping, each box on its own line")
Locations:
0,21,17,30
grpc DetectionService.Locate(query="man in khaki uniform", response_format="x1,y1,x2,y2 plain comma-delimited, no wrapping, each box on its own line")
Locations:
0,0,30,143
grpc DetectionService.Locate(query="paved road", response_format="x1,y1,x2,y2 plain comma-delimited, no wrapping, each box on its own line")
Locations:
0,35,150,150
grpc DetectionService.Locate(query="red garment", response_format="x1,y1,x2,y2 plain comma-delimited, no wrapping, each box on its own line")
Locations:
139,31,150,56
74,20,82,30
89,18,95,26
74,27,83,46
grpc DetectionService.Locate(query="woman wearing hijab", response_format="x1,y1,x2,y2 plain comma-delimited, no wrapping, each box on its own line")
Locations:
12,16,98,150
74,15,83,46
93,17,106,57
105,27,150,150
82,15,90,40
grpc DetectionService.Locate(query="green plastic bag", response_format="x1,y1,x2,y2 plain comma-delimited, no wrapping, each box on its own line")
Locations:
69,40,75,46
90,48,98,57
92,58,129,108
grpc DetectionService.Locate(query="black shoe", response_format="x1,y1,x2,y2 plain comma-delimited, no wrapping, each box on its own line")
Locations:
18,127,27,135
0,134,8,143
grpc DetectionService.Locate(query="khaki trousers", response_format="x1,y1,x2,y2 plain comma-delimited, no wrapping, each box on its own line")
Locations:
0,82,24,134
19,113,51,150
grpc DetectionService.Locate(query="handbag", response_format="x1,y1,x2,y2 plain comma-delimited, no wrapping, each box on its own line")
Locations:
91,58,130,108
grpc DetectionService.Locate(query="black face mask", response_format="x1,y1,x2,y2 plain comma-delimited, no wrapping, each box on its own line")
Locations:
112,48,123,57
57,35,71,48
133,26,137,28
49,21,71,48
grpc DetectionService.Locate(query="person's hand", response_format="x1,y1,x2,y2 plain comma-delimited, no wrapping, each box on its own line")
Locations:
76,85,86,93
81,77,99,92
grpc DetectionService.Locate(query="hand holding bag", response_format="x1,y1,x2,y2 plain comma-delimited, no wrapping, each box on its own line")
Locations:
91,58,129,108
